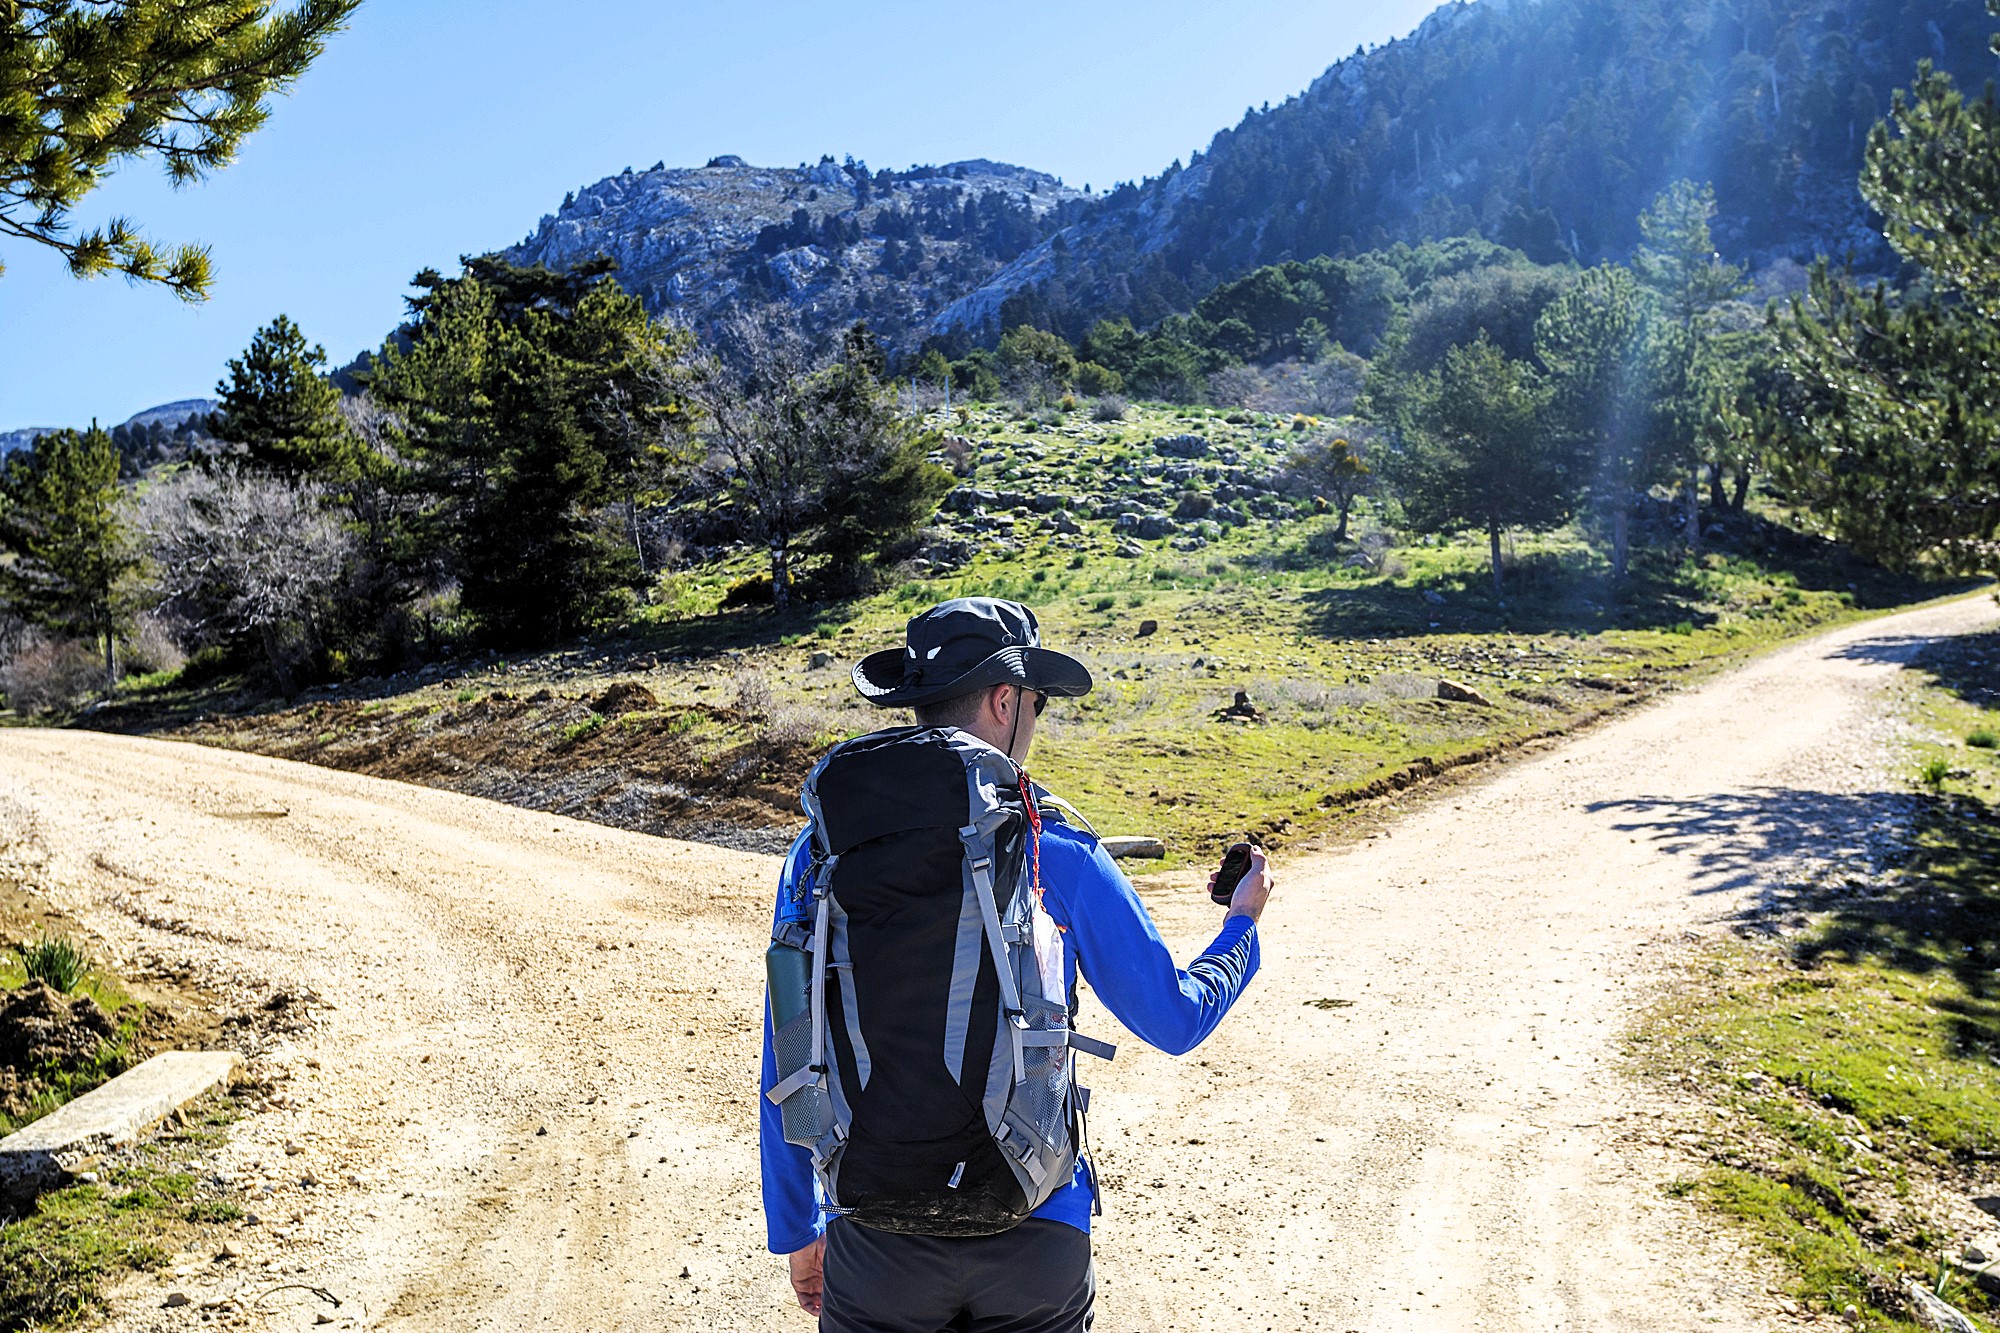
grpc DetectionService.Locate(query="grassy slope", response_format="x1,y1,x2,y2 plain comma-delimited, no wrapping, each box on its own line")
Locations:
1630,626,2000,1332
97,400,1970,866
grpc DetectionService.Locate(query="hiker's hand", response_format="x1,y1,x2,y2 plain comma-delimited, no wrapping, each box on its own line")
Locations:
1223,848,1274,924
788,1237,825,1315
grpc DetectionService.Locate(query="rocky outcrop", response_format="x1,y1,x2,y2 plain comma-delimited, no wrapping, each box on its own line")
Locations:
504,157,1090,353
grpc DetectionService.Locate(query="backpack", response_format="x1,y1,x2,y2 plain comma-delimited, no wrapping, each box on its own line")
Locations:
764,726,1116,1236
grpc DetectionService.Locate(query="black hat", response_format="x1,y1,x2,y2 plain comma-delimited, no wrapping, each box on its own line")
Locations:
853,598,1093,708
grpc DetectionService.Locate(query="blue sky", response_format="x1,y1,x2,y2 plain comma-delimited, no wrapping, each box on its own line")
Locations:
2,0,1447,430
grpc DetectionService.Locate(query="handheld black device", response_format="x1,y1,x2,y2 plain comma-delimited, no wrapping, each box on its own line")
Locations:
1210,842,1255,906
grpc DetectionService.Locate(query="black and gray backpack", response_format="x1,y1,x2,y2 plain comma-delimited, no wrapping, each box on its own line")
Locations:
764,726,1116,1236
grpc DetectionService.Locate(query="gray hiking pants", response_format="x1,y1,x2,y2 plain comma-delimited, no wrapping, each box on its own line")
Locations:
819,1217,1095,1333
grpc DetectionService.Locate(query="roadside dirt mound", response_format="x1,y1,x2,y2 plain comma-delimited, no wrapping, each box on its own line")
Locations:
589,681,658,716
0,981,116,1118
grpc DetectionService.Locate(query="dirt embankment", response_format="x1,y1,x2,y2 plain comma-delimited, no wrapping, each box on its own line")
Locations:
170,684,813,853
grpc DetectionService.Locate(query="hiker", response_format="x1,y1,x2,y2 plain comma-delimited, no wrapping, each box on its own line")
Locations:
759,597,1273,1331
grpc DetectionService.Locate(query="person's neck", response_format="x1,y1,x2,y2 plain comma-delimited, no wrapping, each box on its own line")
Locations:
958,721,1023,765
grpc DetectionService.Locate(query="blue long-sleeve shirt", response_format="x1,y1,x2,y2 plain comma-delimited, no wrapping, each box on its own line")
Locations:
758,817,1261,1254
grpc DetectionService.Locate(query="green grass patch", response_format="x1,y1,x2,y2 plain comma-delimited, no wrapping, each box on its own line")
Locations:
558,713,611,746
0,1006,146,1139
2,929,149,1139
119,400,1974,867
1637,627,2000,1331
0,1096,242,1330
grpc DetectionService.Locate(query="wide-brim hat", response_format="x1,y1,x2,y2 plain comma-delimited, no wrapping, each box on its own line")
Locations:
853,597,1093,708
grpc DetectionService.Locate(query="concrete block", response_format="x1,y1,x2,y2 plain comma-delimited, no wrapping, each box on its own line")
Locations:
1,1050,241,1199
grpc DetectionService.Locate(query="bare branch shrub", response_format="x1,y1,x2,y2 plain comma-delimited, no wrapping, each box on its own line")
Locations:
0,629,101,715
1253,350,1367,418
138,467,359,694
1091,394,1128,422
1206,365,1263,408
734,669,774,718
118,611,187,677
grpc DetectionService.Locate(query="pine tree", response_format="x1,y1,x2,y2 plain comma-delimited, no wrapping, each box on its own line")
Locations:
0,0,360,298
370,257,692,645
214,314,361,480
1765,3,2000,573
1389,335,1569,598
685,322,951,610
1534,264,1657,579
0,425,137,685
1860,16,2000,319
1632,181,1748,550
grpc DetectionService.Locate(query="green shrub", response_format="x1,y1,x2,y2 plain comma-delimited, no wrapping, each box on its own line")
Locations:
722,574,775,608
1967,729,1997,749
1917,756,1952,790
559,714,609,746
16,934,91,993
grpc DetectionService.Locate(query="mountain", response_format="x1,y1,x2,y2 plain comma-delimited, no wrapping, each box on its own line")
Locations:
503,154,1092,349
499,0,1997,360
1,398,216,457
119,398,215,431
944,0,2000,341
0,426,61,455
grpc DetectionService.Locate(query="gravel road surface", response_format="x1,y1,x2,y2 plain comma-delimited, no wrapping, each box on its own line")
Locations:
0,592,1992,1332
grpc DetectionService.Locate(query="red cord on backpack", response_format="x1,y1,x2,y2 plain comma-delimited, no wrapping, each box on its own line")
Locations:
1017,771,1064,932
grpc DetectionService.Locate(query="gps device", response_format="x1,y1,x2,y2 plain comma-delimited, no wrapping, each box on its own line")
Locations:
1211,842,1255,906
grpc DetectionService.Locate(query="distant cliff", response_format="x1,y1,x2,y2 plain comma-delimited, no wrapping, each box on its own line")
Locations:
503,155,1092,350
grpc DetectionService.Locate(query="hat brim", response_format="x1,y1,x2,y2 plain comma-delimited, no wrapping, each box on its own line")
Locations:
852,644,1093,708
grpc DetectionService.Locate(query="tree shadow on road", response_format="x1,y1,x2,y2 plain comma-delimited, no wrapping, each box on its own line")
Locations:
1595,783,1998,1053
1588,787,1924,914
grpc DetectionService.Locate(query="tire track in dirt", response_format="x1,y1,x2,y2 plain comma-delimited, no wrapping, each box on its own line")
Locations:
0,592,1991,1331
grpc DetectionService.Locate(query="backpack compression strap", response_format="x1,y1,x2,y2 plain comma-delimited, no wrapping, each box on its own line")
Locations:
960,803,1030,1086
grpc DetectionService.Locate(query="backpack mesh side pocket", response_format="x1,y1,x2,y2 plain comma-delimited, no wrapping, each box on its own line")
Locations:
1013,995,1073,1151
774,1010,831,1146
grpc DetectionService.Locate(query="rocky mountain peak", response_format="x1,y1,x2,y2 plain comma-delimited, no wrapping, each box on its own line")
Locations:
505,155,1091,352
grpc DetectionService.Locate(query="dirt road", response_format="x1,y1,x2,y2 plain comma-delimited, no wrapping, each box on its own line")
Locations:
1,593,1993,1332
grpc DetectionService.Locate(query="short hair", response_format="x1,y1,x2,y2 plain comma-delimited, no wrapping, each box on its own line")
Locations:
912,686,995,730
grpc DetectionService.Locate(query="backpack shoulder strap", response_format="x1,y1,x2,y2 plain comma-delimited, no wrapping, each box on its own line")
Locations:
1032,787,1098,838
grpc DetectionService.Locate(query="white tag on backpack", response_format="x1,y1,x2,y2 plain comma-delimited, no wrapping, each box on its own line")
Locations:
1032,901,1066,1005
